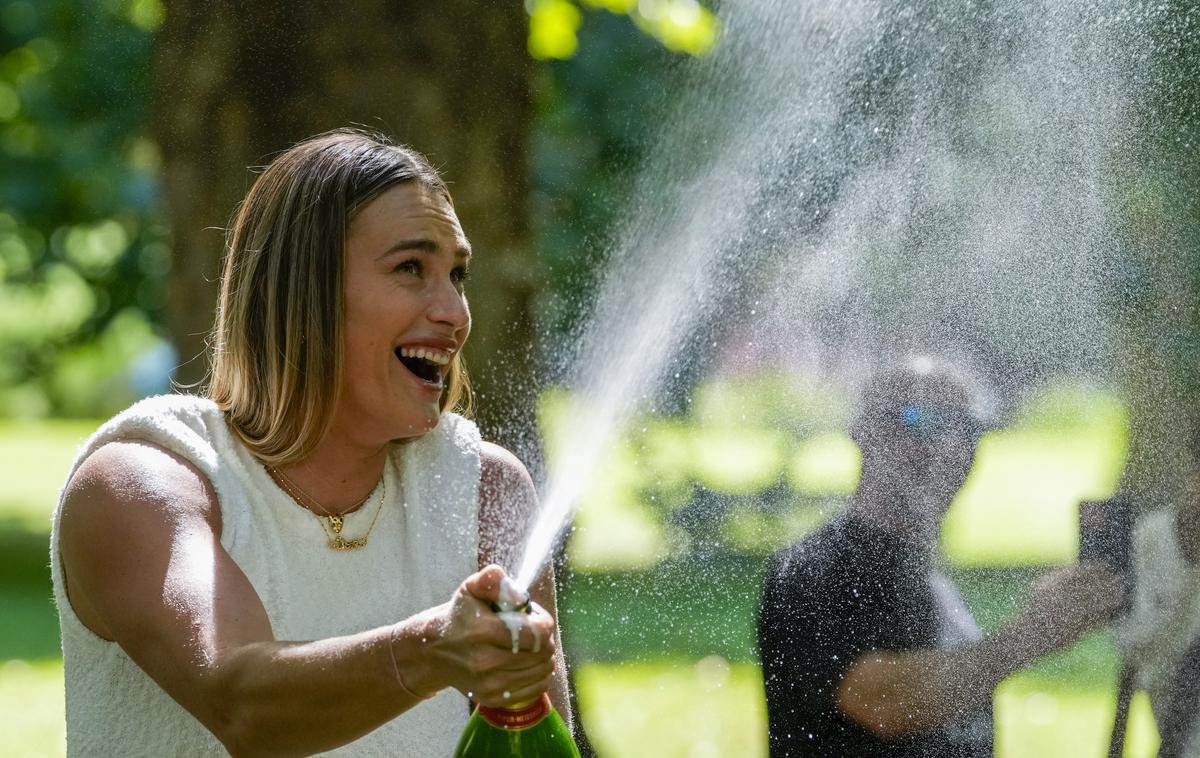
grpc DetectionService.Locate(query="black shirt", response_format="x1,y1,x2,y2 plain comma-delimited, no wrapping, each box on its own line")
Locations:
756,513,992,757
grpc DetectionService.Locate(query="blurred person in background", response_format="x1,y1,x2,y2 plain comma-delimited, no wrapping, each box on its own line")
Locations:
757,357,1126,757
51,129,569,756
1113,427,1200,757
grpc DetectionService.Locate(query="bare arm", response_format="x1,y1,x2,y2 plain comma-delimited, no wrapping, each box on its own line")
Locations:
478,441,572,722
59,440,557,757
835,563,1126,738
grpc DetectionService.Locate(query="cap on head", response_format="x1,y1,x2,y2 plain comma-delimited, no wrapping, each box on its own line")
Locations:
849,356,992,451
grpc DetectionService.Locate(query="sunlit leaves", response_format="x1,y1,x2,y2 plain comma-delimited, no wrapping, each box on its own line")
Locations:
62,219,128,276
621,0,718,55
0,0,168,416
787,431,861,495
527,0,584,60
124,0,164,32
0,80,17,120
0,262,94,343
527,0,718,60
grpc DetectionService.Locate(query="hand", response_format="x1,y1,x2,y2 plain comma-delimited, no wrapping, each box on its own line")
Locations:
1014,561,1128,657
403,565,558,707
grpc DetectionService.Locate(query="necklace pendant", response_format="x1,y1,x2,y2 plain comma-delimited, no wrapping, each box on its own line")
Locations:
329,535,367,551
327,515,344,534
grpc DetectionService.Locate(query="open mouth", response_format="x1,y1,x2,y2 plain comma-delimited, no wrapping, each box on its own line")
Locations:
395,347,448,385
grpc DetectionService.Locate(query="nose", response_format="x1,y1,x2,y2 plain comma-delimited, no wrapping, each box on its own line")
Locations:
429,278,471,337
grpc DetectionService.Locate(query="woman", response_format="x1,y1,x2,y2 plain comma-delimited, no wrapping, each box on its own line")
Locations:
51,129,567,756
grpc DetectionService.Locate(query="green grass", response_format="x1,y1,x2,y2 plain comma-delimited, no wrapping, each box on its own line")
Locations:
577,659,768,758
576,660,1158,758
0,659,65,758
995,675,1159,758
0,418,95,534
0,419,86,758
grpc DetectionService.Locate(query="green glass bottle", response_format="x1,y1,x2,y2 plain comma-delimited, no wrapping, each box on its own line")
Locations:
454,692,582,757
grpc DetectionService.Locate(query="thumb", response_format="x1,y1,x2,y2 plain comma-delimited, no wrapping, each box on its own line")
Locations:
463,564,508,604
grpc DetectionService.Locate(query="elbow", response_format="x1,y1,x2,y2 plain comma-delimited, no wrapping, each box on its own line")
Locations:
206,689,257,758
202,662,277,758
207,681,310,758
212,706,288,758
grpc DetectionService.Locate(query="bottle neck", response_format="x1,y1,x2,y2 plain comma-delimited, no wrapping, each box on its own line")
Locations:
476,693,551,730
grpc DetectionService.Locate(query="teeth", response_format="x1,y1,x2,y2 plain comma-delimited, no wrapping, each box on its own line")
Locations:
398,346,451,366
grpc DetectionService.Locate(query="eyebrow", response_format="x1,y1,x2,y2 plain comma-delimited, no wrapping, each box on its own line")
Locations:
378,238,472,260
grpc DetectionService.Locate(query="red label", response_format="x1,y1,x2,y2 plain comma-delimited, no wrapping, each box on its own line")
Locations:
477,693,551,730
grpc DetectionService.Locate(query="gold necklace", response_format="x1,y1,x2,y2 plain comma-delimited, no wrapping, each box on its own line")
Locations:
269,467,387,551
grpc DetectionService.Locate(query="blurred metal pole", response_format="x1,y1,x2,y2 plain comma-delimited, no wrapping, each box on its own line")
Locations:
1107,662,1134,758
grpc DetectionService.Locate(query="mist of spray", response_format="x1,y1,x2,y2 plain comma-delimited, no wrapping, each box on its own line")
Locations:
513,0,1152,591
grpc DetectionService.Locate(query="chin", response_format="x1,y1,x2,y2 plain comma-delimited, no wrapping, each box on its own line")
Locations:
388,407,441,440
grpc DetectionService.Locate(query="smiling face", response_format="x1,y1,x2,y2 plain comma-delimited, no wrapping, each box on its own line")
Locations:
334,181,472,444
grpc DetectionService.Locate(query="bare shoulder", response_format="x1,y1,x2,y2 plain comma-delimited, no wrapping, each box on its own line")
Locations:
59,440,222,638
477,442,538,569
479,441,534,493
61,439,219,531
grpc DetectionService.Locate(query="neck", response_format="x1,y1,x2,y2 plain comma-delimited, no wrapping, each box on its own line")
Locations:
850,481,940,560
273,428,390,515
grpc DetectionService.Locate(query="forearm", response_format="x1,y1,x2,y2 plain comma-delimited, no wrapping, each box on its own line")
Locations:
839,620,1041,737
206,616,435,757
899,622,1036,722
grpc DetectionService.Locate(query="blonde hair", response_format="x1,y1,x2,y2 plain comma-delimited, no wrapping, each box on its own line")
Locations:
208,129,473,465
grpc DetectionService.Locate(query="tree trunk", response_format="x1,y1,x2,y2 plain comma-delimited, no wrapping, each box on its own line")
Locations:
152,1,538,451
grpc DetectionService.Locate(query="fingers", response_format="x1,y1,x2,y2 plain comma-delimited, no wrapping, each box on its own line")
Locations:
471,598,557,652
463,564,508,605
471,639,558,672
1078,572,1129,620
472,659,558,707
447,568,559,704
480,615,559,658
1028,562,1129,643
1068,562,1129,606
1073,560,1120,581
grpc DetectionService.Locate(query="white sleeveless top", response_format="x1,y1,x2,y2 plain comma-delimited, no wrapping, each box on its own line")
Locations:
49,394,481,756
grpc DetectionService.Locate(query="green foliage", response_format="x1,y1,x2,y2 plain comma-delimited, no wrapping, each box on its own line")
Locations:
530,8,687,346
527,0,718,61
577,660,768,757
0,0,714,419
0,0,169,418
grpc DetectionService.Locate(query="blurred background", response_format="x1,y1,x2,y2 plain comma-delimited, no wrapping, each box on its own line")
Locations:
2,1,1199,755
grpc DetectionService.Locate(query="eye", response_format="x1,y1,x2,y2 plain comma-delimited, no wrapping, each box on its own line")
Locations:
395,259,421,276
448,265,470,291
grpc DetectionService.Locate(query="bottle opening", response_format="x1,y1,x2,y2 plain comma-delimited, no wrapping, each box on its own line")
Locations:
476,692,551,730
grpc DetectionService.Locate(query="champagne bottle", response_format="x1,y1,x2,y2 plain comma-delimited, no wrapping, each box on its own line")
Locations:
454,692,582,757
454,574,581,756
